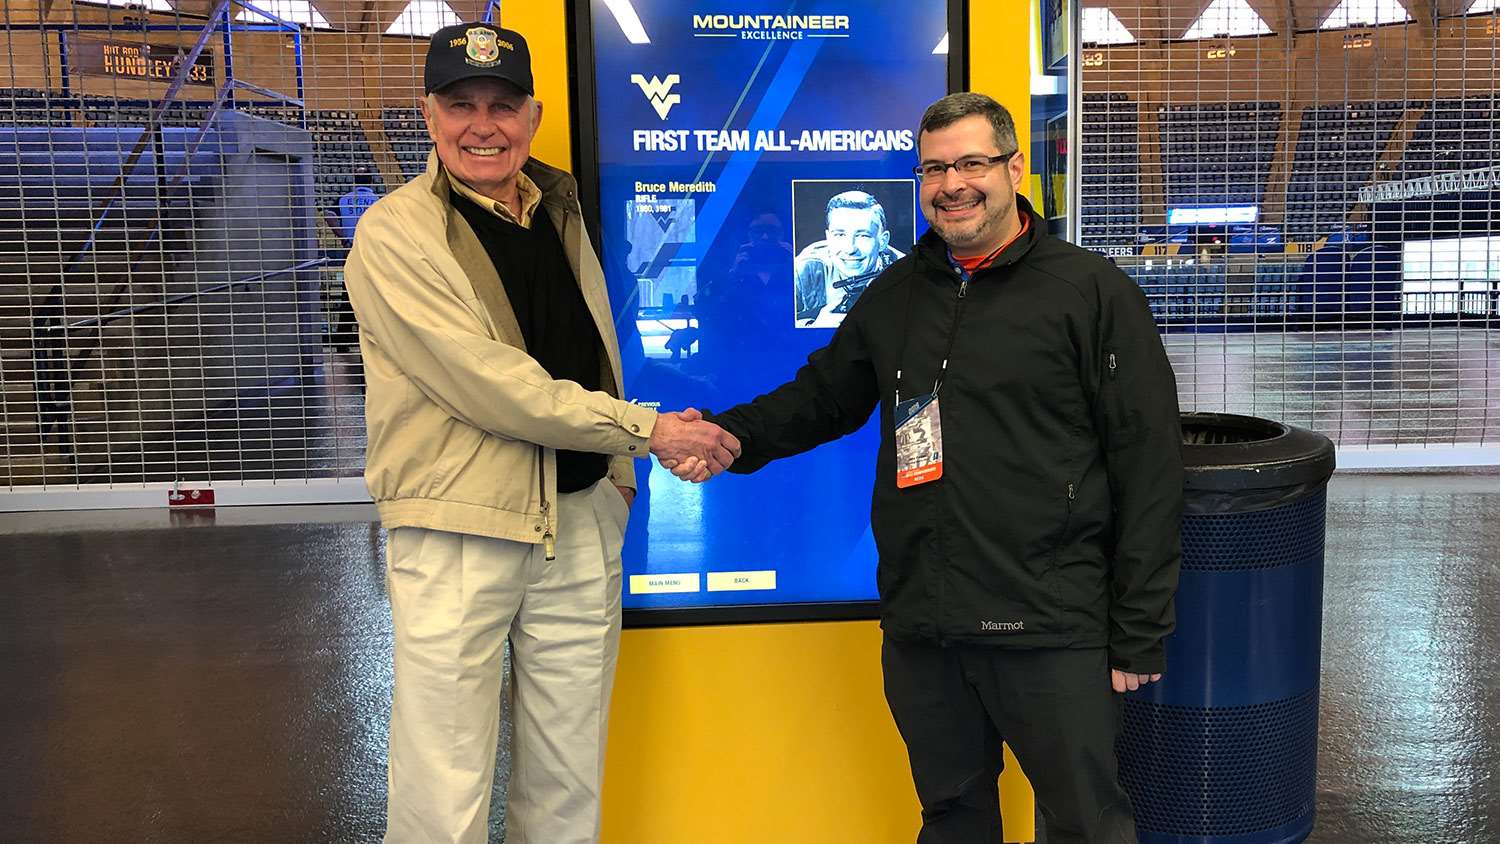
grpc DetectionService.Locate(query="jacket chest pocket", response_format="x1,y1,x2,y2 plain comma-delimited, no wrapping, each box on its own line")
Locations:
956,320,1087,417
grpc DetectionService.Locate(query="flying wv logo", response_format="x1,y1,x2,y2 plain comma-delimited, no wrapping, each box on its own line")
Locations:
630,74,681,120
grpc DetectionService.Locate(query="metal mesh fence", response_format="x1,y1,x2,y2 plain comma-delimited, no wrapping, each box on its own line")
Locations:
1078,1,1500,458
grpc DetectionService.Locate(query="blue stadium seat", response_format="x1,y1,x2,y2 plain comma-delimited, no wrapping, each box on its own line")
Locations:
0,88,77,127
1079,92,1141,250
382,108,430,180
1284,101,1405,240
1159,100,1282,209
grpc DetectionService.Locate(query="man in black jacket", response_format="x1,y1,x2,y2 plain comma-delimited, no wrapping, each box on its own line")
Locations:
675,92,1182,843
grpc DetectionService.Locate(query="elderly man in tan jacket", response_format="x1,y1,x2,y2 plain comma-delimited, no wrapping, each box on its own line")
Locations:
344,23,738,844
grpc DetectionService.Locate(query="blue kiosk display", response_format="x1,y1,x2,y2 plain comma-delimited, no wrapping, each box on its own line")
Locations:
572,0,959,621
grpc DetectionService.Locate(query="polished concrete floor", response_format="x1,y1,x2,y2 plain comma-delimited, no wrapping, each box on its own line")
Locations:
1,474,1497,843
1163,329,1500,448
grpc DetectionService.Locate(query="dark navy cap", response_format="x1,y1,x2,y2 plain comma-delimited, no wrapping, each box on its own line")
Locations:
424,23,533,96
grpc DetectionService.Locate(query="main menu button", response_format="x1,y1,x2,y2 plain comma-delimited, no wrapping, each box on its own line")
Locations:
629,573,701,595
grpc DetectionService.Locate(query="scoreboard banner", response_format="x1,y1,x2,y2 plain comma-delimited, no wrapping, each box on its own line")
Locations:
68,36,215,88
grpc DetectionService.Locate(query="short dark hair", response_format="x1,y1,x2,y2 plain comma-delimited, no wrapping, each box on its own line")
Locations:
918,92,1018,154
825,190,888,232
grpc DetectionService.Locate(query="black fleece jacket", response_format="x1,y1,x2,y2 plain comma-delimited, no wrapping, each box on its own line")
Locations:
710,195,1184,673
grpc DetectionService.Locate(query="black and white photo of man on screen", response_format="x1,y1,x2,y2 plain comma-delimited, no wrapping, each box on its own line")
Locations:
793,190,905,328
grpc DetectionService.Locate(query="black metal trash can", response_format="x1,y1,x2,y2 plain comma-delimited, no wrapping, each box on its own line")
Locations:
1118,412,1336,844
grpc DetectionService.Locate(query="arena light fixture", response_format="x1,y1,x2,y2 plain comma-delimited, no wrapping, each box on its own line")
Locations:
385,0,462,37
600,0,652,44
1082,7,1135,45
85,0,174,11
236,0,332,29
1182,0,1272,39
1320,0,1412,29
1468,0,1498,12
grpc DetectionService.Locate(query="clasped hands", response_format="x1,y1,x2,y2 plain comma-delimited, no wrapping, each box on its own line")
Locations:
648,408,741,483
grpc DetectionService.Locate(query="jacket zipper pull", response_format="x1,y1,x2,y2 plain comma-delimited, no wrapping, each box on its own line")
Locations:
1108,352,1118,378
1067,482,1076,501
539,497,554,560
958,279,970,299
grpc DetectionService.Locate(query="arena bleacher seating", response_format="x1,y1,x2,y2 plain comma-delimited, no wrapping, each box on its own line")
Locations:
1125,258,1314,324
0,88,75,126
1159,100,1282,208
381,107,430,179
1079,91,1141,250
1400,95,1500,178
1284,100,1405,239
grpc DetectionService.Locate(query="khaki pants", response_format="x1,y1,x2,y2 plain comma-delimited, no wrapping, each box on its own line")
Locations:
384,480,628,844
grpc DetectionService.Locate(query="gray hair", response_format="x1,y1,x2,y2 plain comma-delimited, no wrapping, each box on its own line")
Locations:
918,92,1018,153
825,190,888,232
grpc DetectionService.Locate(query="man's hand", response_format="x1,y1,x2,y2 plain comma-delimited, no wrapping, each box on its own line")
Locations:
659,408,733,483
664,455,713,483
649,408,741,482
662,410,725,483
1111,669,1163,693
613,485,635,509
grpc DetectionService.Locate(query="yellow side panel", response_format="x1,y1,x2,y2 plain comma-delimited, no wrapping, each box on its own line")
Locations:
970,2,1034,196
501,0,572,170
603,622,1036,843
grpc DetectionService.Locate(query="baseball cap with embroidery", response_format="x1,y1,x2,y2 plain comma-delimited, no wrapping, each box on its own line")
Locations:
423,23,533,96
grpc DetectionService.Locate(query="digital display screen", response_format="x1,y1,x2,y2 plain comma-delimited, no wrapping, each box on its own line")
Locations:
1166,205,1259,225
581,0,950,614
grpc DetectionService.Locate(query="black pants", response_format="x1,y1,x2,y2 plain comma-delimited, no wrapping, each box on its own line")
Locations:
882,638,1136,844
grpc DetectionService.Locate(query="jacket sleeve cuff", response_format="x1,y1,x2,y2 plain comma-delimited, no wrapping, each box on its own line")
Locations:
1109,644,1166,675
617,402,657,455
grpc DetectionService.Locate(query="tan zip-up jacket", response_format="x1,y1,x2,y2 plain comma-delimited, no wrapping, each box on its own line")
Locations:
344,151,657,544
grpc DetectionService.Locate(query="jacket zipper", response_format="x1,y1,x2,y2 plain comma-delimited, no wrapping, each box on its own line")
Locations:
1051,481,1077,577
931,275,969,397
1065,481,1076,535
934,273,969,645
538,447,555,560
1104,351,1122,450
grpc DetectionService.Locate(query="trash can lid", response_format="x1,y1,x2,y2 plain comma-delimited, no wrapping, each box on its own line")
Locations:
1181,412,1336,492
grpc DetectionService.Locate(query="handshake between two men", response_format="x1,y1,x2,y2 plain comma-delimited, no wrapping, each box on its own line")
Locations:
646,408,741,483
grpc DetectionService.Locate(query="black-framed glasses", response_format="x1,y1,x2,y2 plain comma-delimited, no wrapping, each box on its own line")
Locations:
913,151,1017,180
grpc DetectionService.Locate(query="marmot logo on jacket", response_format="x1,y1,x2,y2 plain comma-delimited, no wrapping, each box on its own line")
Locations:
981,621,1025,632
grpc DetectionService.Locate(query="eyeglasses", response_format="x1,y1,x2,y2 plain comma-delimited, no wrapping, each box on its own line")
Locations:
912,151,1017,180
